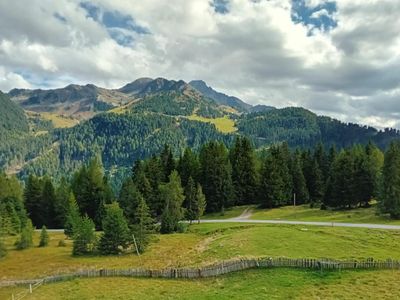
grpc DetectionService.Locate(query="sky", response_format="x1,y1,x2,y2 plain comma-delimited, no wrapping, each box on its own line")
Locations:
0,0,399,128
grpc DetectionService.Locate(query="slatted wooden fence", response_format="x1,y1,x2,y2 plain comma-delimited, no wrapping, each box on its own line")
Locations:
4,257,400,289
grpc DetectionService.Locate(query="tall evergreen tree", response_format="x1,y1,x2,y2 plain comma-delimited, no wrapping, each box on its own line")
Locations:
54,177,71,229
199,141,234,212
24,175,44,228
99,202,131,255
132,197,154,253
41,177,56,228
160,171,185,233
230,137,258,205
160,144,176,181
118,178,142,225
291,151,309,205
72,215,96,256
381,141,400,218
177,147,200,187
64,192,80,238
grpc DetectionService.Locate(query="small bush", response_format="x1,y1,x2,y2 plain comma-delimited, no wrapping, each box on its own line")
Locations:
58,240,67,247
177,222,188,233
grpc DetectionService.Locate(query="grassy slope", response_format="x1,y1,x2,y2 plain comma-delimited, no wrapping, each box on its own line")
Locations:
187,114,237,133
1,223,400,280
201,206,254,220
250,204,400,225
1,269,400,300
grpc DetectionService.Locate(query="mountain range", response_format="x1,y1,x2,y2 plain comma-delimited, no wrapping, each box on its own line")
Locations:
1,77,399,188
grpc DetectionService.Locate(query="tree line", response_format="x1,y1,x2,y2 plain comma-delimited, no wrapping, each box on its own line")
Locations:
2,138,400,258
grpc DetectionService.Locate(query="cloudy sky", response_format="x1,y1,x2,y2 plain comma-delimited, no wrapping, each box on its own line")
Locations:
0,0,399,128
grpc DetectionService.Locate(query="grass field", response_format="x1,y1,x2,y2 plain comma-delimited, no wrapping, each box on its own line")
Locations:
201,206,254,220
36,112,79,128
187,114,237,133
1,222,400,280
1,269,400,299
250,204,400,225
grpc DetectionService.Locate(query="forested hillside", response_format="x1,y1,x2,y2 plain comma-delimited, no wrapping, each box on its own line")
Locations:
238,107,400,148
0,92,29,132
1,79,400,188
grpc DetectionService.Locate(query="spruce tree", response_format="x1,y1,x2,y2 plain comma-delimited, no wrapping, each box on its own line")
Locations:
64,192,80,238
184,177,197,223
160,171,185,233
132,197,154,253
291,152,309,205
199,141,234,212
160,144,176,181
230,137,258,205
16,219,34,250
72,215,96,256
39,225,49,247
24,175,44,228
381,141,400,218
177,147,200,187
99,202,131,255
259,153,286,208
41,177,56,228
54,177,70,229
118,178,142,224
195,183,206,224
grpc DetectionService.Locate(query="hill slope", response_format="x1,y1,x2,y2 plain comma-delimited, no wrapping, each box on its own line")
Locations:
0,91,29,132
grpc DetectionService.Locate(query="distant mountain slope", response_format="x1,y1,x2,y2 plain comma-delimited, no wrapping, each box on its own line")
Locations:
237,107,400,148
249,104,275,113
119,78,193,97
189,80,252,112
8,84,130,119
0,91,29,132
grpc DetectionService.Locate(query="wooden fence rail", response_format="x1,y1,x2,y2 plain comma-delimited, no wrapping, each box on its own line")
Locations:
3,257,400,289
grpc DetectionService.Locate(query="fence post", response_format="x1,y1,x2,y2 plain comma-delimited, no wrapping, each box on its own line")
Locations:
29,283,33,293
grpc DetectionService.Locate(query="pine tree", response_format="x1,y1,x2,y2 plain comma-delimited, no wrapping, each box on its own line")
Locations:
160,144,176,181
41,177,56,228
195,183,206,224
72,215,96,256
381,141,400,218
118,178,142,224
199,141,234,213
24,175,44,228
259,153,286,208
160,171,185,233
230,137,258,205
132,197,154,253
64,192,80,238
291,152,309,205
16,219,34,250
177,147,200,187
54,177,70,229
39,225,49,247
99,202,131,255
184,177,197,223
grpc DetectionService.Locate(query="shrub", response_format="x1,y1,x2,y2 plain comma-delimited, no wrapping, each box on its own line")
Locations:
39,226,49,247
15,219,34,250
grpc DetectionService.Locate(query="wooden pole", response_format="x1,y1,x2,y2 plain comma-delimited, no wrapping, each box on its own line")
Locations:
29,283,33,293
132,234,140,257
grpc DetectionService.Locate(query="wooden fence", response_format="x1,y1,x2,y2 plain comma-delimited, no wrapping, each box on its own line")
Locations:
4,257,399,289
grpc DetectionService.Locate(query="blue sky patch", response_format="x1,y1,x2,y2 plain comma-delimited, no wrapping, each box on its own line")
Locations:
291,0,337,34
211,0,229,14
80,2,149,47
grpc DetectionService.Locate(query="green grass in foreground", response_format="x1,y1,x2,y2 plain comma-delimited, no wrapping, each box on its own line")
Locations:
1,268,400,300
1,223,400,280
251,204,400,224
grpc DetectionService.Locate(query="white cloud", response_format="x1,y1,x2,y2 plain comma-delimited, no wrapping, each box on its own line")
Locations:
0,0,399,129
